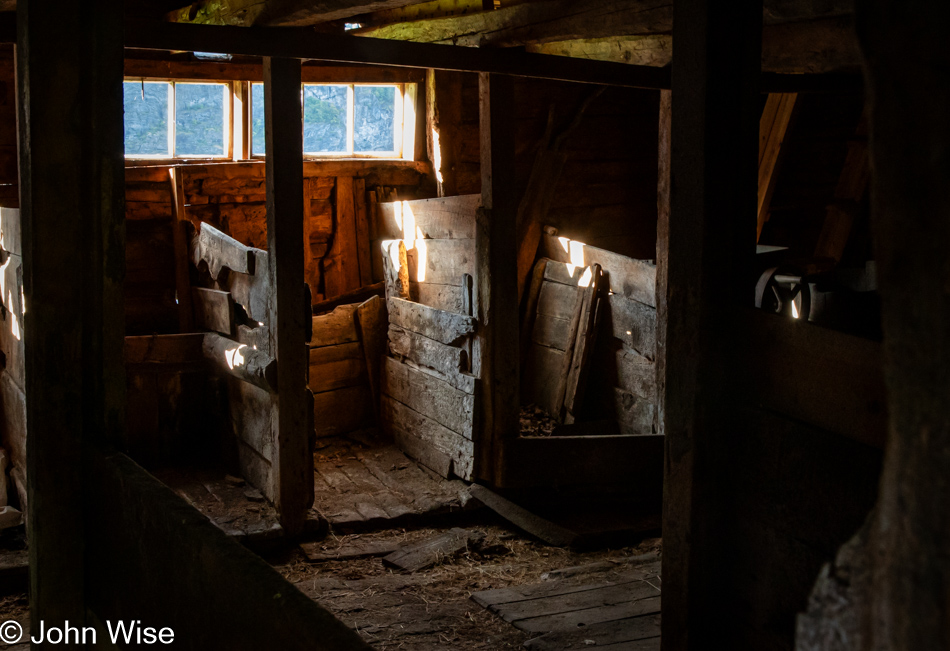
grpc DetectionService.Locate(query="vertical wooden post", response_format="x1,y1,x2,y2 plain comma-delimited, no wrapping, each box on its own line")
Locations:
169,167,195,332
475,73,519,485
660,1,761,649
263,57,311,535
17,0,125,627
655,89,671,438
857,1,950,647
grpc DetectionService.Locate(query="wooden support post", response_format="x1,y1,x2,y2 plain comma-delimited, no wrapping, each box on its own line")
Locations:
426,69,462,197
17,0,126,629
655,89,671,439
660,1,761,649
475,73,519,485
264,57,312,535
795,3,950,648
169,167,195,332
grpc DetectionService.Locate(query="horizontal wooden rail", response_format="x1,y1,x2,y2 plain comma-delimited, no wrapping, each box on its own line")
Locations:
123,19,671,89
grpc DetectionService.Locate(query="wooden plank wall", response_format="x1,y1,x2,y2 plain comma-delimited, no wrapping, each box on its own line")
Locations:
376,196,479,480
538,232,658,434
309,301,381,439
437,74,659,261
0,208,26,513
374,195,479,315
124,160,430,336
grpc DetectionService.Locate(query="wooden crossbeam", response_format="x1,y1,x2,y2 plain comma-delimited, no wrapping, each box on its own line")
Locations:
123,19,671,89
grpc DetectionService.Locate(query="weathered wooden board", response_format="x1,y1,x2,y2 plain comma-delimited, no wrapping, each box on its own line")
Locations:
310,304,358,347
191,221,256,280
736,309,887,448
541,231,656,307
381,357,474,438
376,195,479,240
469,484,577,547
605,292,656,359
563,265,603,423
354,178,373,286
226,249,270,326
0,372,26,473
523,344,567,416
531,313,573,351
192,287,235,335
300,539,399,563
387,296,476,345
355,295,386,415
388,325,472,390
410,281,466,314
524,617,661,651
381,239,410,300
0,207,21,256
381,396,474,480
382,528,485,573
614,348,657,401
405,238,475,286
313,385,373,438
203,332,277,392
542,259,586,286
308,342,365,394
0,252,24,388
613,387,656,435
537,280,580,320
324,175,361,299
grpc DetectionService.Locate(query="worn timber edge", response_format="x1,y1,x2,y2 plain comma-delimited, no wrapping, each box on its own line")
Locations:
86,448,370,650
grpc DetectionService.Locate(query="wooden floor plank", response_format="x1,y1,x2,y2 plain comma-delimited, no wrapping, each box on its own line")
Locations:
472,562,660,608
494,581,660,626
515,594,661,633
337,459,415,520
523,615,662,650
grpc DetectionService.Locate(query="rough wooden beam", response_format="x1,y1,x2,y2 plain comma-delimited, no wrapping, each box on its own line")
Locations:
797,2,950,648
524,17,860,74
475,72,519,485
168,0,439,27
18,0,126,630
124,19,672,89
358,0,851,47
203,332,278,391
264,56,312,535
660,0,761,649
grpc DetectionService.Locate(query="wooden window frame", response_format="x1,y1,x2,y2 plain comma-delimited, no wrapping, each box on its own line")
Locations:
123,77,235,161
249,81,416,161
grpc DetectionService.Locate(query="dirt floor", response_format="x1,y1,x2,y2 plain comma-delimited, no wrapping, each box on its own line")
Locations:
269,518,662,650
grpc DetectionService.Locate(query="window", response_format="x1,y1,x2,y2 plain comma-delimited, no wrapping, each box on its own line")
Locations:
123,80,231,158
124,78,416,161
250,83,407,158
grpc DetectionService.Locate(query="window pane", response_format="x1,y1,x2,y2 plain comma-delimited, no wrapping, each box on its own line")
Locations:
251,83,266,155
354,86,396,153
303,85,348,154
175,83,227,157
124,81,170,156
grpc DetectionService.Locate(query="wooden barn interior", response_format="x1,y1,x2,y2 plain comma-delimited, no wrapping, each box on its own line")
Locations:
0,0,944,649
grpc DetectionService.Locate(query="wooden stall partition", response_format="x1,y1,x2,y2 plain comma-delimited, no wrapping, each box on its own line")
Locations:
0,207,26,516
375,196,480,480
492,228,663,492
309,296,386,440
534,229,659,435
